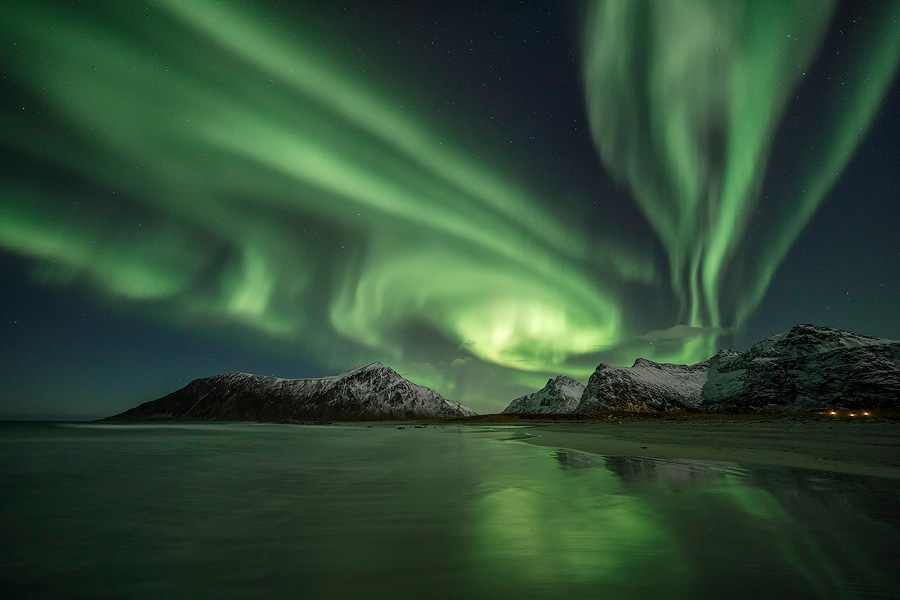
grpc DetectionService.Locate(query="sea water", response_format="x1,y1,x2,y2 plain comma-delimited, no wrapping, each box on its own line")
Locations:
1,422,898,599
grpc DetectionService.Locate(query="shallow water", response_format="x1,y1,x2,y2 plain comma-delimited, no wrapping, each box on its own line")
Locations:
1,422,898,599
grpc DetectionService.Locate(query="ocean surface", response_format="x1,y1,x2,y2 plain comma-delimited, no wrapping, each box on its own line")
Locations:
1,422,898,599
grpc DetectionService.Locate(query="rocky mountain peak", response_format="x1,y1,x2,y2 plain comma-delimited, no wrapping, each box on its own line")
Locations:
577,356,711,413
745,324,893,362
631,357,658,368
704,325,900,411
549,375,580,388
573,324,900,414
338,361,395,377
502,374,585,414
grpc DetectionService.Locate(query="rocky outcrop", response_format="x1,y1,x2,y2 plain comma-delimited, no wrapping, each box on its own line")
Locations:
701,324,900,412
502,375,585,413
105,362,476,421
572,324,900,413
576,351,740,413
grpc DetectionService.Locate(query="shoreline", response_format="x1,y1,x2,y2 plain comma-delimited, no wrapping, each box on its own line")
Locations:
508,420,900,480
18,414,900,480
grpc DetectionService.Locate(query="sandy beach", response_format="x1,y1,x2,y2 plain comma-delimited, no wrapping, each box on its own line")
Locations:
506,419,900,480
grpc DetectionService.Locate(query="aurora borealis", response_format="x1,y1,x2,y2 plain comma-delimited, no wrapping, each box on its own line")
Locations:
1,0,899,416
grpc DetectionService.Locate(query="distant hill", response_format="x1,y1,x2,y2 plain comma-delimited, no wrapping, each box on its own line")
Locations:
105,362,476,421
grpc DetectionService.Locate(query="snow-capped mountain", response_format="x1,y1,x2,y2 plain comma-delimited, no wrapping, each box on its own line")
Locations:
576,350,741,413
702,324,900,411
105,362,476,421
573,324,899,413
502,375,585,414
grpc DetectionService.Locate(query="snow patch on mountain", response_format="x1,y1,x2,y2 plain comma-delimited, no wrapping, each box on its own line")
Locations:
502,375,585,413
702,324,900,411
106,362,476,421
574,324,899,413
576,351,739,413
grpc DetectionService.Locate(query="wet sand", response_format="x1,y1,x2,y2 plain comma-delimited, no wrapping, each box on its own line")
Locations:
512,420,900,479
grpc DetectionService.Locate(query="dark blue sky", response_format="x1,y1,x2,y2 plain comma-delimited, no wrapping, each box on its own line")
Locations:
1,0,898,417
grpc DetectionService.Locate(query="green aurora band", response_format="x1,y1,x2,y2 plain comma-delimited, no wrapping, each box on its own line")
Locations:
583,0,900,357
0,0,643,406
1,0,898,410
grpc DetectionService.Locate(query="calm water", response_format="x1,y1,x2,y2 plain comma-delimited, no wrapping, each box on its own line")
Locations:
1,423,898,599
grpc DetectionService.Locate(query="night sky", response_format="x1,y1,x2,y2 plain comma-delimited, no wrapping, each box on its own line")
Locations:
2,0,899,417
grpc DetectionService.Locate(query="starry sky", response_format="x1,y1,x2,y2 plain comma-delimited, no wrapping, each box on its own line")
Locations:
2,0,899,417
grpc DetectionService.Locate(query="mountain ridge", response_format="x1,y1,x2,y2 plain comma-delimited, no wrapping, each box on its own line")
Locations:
105,362,476,421
502,324,900,414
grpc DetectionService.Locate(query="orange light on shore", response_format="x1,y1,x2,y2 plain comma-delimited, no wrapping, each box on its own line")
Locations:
829,411,837,415
849,413,856,417
863,412,870,416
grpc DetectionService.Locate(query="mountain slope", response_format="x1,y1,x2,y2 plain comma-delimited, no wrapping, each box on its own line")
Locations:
502,375,585,414
105,362,476,421
702,324,900,411
576,351,740,413
572,324,900,413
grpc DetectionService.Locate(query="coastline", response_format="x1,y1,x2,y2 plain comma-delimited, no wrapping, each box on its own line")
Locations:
66,412,900,481
509,420,900,480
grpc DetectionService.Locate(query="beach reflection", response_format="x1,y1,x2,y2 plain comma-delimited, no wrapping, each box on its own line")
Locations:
2,423,898,599
471,450,689,596
472,450,900,598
